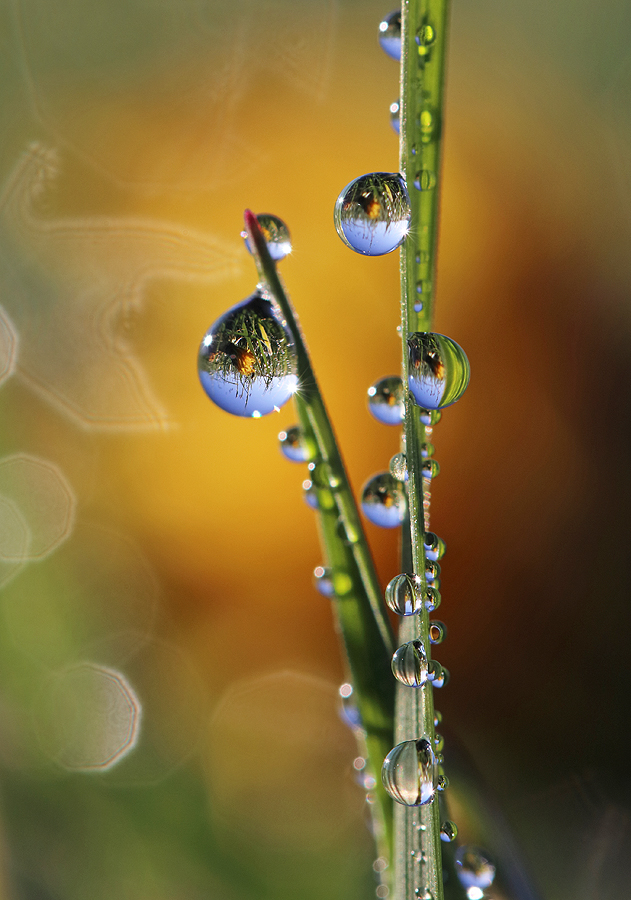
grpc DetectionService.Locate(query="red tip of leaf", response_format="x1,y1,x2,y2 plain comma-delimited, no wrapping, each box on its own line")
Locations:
244,209,257,230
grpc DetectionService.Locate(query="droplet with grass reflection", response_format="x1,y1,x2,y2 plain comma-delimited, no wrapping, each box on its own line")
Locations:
385,573,423,616
382,738,437,806
368,376,404,425
423,532,445,560
408,333,470,410
440,821,458,842
335,173,411,256
378,10,402,60
391,639,428,686
198,292,298,417
361,473,407,528
242,214,292,261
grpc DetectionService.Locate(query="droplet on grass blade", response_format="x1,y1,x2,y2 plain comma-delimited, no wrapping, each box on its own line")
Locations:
408,333,470,410
334,173,411,256
361,473,407,528
440,820,458,842
389,100,400,134
367,376,404,425
389,453,408,482
242,214,292,261
455,847,496,890
423,532,445,560
378,10,401,60
385,573,423,616
313,566,334,597
391,640,428,686
198,291,298,417
278,425,309,462
382,738,437,806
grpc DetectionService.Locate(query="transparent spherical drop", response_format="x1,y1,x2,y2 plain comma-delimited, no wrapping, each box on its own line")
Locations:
428,621,446,644
198,292,298,417
378,10,401,59
423,532,445,560
424,586,441,611
361,473,407,528
425,560,440,582
434,710,442,726
302,479,319,510
428,660,449,688
455,847,496,890
385,573,423,616
335,173,411,256
420,442,435,458
242,213,292,261
408,333,470,410
313,565,335,597
308,460,342,491
381,738,437,806
422,459,440,479
434,732,444,752
419,409,442,426
368,376,405,425
390,453,408,482
440,820,458,843
389,100,400,134
278,425,309,462
338,683,363,732
391,640,428,686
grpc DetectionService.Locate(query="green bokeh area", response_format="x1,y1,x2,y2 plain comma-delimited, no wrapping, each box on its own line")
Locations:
0,0,631,899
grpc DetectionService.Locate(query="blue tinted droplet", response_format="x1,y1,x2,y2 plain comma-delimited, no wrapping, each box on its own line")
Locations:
408,333,470,410
378,10,401,60
242,214,292,261
335,173,411,256
361,473,407,528
368,376,405,425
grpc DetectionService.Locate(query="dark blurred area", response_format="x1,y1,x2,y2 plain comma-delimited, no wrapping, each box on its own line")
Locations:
0,0,629,898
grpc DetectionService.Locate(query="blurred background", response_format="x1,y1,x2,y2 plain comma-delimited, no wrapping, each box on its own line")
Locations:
0,0,630,897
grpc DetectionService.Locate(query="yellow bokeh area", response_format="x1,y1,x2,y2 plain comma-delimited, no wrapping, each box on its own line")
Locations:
0,0,630,898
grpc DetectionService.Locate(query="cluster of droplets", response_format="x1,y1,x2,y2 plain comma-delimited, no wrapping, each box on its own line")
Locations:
197,215,298,418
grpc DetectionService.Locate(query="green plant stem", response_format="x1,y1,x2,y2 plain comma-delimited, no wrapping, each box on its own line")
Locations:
243,210,396,864
395,1,451,900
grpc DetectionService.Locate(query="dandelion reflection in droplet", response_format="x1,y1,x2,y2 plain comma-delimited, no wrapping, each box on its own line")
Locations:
241,213,292,261
278,425,309,462
367,376,404,425
361,473,407,528
408,333,470,410
385,573,423,616
334,173,411,256
198,291,298,417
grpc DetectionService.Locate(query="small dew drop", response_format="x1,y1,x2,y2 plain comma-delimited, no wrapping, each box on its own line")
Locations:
414,302,424,313
198,292,298,417
385,573,423,616
424,586,441,612
428,660,449,688
434,710,442,726
423,531,445,560
368,376,405,425
421,459,440,479
420,442,434,458
420,108,436,143
455,847,496,890
334,173,411,256
391,640,428,686
361,473,407,528
390,100,400,134
437,774,449,791
389,453,408,482
378,10,401,60
434,733,445,752
242,213,292,261
308,460,342,491
278,425,309,462
339,683,363,732
408,333,470,410
425,560,440,583
414,171,436,191
381,738,437,806
376,885,389,899
313,565,335,597
373,857,388,873
419,408,442,426
429,621,446,644
302,479,319,510
416,23,436,55
440,821,458,843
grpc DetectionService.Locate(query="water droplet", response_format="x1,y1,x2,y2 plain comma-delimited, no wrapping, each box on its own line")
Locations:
278,425,309,462
408,333,470,410
455,847,496,890
385,573,423,616
361,473,407,528
429,621,446,644
389,453,408,482
335,173,411,256
419,408,442,426
339,683,363,732
308,460,342,490
420,108,436,143
419,442,434,459
437,774,449,791
424,586,441,611
242,213,292,261
390,100,400,134
414,171,436,191
425,560,440,583
381,738,437,806
313,565,334,597
378,10,401,60
368,376,404,425
376,885,389,899
434,733,444,752
391,640,428,686
198,292,298,417
440,820,458,843
416,23,436,54
434,710,442,726
421,459,440,479
302,479,319,510
428,661,449,688
414,302,424,313
423,532,445,560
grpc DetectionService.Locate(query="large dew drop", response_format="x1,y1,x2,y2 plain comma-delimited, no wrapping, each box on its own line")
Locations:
198,292,298,418
381,738,437,806
391,639,428,686
378,10,401,60
334,173,411,256
367,376,404,425
361,473,407,528
455,847,496,891
242,214,292,261
408,333,470,410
